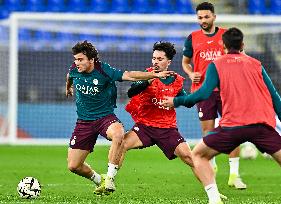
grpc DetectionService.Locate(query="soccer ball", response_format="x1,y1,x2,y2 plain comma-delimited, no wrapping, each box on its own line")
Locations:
17,177,41,199
240,143,258,160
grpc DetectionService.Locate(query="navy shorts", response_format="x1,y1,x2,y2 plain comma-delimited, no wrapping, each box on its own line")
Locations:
196,91,222,121
203,124,281,155
131,123,185,160
69,114,121,152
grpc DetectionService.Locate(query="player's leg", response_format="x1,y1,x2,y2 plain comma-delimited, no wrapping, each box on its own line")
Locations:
271,149,281,166
106,121,125,165
197,92,219,171
200,119,217,171
252,125,281,167
174,142,193,167
118,130,144,167
103,121,125,193
192,140,222,204
68,120,103,188
193,126,245,204
67,148,91,177
215,91,246,189
227,146,246,189
67,148,103,185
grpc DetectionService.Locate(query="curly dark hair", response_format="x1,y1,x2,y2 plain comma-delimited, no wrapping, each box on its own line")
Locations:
196,2,215,13
72,40,99,61
153,41,176,60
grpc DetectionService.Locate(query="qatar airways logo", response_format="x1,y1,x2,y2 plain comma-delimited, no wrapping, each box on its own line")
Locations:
151,98,171,110
200,50,222,61
76,84,99,95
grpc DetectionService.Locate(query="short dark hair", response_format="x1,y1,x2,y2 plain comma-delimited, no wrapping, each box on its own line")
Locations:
196,2,215,13
222,27,244,51
153,41,176,60
72,40,99,61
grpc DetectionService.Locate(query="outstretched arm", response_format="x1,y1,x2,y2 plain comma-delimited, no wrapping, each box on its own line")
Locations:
161,63,219,108
122,70,174,81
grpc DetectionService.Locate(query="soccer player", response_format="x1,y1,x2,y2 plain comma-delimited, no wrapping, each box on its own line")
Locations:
118,41,194,173
182,1,246,189
65,41,174,195
161,27,281,204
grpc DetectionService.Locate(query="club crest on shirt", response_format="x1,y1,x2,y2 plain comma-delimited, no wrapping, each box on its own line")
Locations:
70,136,76,146
93,79,98,85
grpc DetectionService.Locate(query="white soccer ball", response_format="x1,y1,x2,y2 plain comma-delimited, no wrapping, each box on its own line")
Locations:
240,143,258,160
17,177,41,199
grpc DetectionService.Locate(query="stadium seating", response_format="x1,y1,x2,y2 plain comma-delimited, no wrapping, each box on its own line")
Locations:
0,0,280,19
67,0,87,13
111,0,130,13
88,0,110,13
19,29,32,41
175,0,195,14
0,9,9,19
270,0,281,14
6,0,25,11
131,0,151,13
0,0,280,52
153,0,174,14
26,0,46,12
248,0,267,14
47,0,67,12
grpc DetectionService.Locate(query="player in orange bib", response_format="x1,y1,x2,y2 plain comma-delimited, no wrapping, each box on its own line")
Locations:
118,41,194,171
182,1,246,189
161,27,281,204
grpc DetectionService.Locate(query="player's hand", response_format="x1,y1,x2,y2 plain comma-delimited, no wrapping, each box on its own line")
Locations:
155,70,175,79
148,78,155,84
189,72,201,83
160,96,175,108
66,85,73,97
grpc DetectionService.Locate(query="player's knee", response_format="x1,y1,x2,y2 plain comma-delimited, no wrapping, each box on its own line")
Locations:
122,140,131,151
111,131,124,143
179,152,194,167
192,149,204,160
67,161,81,173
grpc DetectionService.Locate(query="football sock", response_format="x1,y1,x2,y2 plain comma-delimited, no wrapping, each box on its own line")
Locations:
205,183,221,203
229,157,239,176
90,171,101,184
107,163,118,178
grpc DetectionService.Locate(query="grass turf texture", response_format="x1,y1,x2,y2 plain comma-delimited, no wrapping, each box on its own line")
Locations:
0,145,281,204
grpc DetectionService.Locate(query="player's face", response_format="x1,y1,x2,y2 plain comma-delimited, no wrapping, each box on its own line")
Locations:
73,53,94,73
197,10,216,32
152,50,171,72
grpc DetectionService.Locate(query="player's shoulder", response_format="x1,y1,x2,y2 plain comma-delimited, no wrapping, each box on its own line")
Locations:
68,63,78,75
185,29,201,40
68,63,76,71
100,61,110,69
174,72,185,80
191,29,202,36
243,54,261,65
218,27,227,33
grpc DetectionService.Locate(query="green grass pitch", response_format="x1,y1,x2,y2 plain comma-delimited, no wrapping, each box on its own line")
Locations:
0,145,281,203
